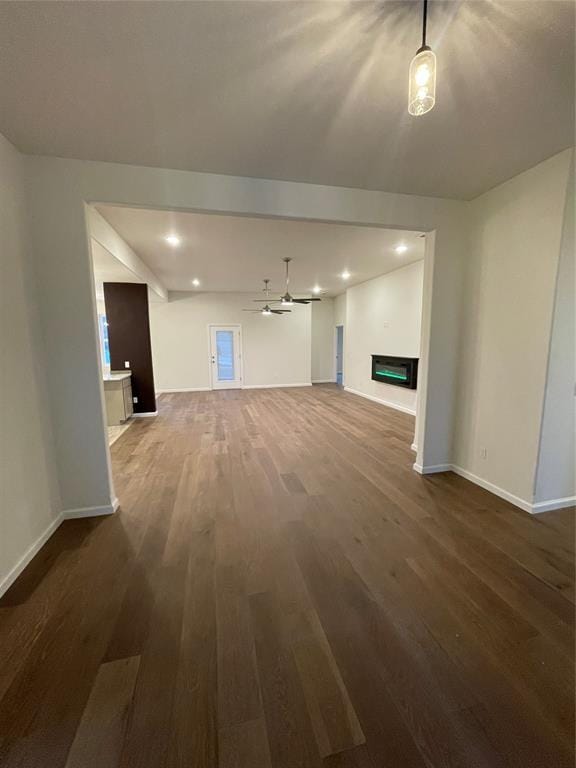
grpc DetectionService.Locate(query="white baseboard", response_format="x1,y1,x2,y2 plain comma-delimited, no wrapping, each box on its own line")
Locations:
0,497,119,598
344,386,416,416
414,462,575,515
529,496,576,514
242,383,312,390
411,443,418,453
449,465,533,513
0,513,64,597
156,387,210,394
63,499,117,519
132,411,158,417
312,379,336,384
413,462,452,475
0,512,63,598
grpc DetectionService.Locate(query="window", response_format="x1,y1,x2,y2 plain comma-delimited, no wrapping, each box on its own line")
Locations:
98,314,110,368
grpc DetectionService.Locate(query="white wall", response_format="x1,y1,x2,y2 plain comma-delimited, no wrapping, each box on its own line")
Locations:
534,163,575,507
454,149,573,507
334,293,347,326
0,134,61,594
311,299,335,383
150,292,311,390
343,261,424,415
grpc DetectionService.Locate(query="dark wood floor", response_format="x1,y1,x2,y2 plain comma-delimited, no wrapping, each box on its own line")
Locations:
0,385,574,767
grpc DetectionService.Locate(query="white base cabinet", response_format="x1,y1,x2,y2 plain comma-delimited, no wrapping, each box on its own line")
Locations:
103,373,133,426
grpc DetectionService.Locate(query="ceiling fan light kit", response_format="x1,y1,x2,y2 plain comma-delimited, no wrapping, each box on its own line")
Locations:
242,278,293,316
253,258,323,307
408,0,437,116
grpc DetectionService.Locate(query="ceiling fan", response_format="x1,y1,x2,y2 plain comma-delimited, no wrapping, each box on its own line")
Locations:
254,258,322,306
243,279,292,316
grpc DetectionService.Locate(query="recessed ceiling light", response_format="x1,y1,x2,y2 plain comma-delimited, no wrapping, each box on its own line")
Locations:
165,234,181,247
192,278,200,287
312,285,321,294
395,244,408,254
341,270,351,280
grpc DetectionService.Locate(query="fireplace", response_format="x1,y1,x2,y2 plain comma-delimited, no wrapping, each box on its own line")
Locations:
371,355,418,389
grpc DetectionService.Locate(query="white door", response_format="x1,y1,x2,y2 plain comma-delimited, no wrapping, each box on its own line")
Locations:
209,325,243,390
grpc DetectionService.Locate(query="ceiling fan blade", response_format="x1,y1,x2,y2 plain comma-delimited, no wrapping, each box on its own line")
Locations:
293,297,321,303
271,309,291,314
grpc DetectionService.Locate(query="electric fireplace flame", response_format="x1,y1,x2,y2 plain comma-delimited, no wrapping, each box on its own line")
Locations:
371,356,419,389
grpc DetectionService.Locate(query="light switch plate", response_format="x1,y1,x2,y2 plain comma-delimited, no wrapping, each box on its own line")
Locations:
124,361,130,368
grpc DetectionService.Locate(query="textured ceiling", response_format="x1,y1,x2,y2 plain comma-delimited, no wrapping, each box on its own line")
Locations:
95,205,425,295
0,1,573,199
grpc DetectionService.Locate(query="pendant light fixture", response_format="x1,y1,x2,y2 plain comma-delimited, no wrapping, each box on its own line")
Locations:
408,0,436,116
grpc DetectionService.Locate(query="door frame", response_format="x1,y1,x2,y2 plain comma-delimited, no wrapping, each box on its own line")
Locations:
208,323,243,390
335,324,344,386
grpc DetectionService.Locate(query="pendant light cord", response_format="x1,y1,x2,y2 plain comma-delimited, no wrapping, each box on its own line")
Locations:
422,0,428,47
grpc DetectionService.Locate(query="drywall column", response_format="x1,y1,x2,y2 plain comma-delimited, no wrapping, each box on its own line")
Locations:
453,149,573,508
0,133,62,594
534,162,575,509
311,299,336,383
104,283,157,414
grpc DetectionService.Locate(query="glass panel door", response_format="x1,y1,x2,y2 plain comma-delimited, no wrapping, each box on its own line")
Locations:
216,330,235,381
209,325,242,390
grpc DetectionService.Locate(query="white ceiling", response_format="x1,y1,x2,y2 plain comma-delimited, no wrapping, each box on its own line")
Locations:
0,1,573,200
95,205,425,296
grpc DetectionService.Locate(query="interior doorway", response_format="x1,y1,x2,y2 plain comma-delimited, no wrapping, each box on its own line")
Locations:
209,324,243,390
336,325,344,386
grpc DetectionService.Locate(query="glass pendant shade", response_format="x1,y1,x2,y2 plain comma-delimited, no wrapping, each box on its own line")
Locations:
408,47,436,116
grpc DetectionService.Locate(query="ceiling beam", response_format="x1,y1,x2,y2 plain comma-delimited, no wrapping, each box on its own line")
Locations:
87,206,168,301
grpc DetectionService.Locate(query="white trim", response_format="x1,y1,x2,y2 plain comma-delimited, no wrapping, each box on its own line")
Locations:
312,379,336,384
529,496,576,514
242,383,312,390
0,513,64,598
156,387,210,394
344,386,416,416
63,499,117,519
411,443,418,452
132,411,158,418
413,462,574,515
413,462,452,474
449,465,533,513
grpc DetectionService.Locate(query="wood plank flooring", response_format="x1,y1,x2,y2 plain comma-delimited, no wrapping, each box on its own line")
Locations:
0,385,574,767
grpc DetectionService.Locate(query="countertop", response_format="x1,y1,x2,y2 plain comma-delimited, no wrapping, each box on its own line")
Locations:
103,371,132,382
